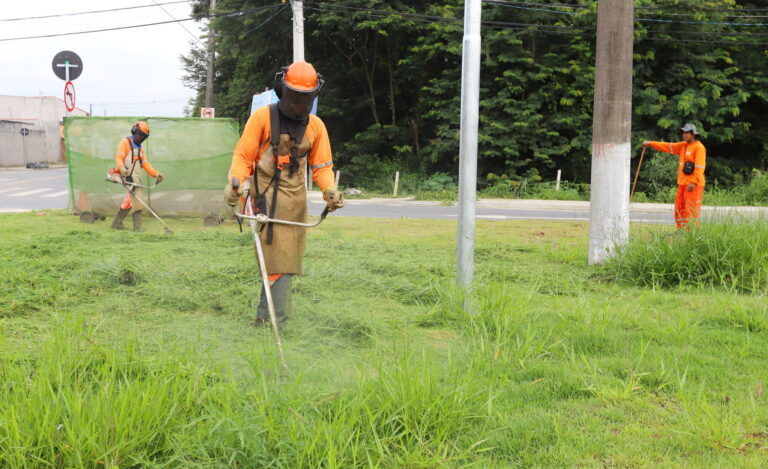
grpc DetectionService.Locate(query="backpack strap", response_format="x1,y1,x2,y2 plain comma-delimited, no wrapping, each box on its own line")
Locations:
266,104,282,244
124,137,142,186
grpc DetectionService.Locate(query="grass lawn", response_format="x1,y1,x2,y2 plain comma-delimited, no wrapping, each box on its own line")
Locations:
1,211,767,468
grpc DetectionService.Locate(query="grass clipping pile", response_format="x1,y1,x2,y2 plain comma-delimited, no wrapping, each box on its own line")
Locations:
604,216,768,293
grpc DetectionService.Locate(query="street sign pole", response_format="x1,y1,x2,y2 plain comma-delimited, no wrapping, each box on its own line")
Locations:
52,51,83,117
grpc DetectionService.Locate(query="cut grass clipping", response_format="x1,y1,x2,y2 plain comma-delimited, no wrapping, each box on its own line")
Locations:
2,212,768,467
603,216,768,292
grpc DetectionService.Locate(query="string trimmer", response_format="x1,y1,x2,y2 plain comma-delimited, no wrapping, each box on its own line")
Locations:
231,177,330,370
106,170,173,234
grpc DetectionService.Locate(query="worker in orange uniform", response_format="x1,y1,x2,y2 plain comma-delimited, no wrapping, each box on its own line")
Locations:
224,61,344,328
643,123,706,229
110,121,165,231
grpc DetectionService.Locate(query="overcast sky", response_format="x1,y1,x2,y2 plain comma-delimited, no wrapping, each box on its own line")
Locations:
1,0,205,117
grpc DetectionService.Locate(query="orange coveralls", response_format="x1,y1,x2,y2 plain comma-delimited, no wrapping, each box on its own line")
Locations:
648,140,706,228
114,138,159,211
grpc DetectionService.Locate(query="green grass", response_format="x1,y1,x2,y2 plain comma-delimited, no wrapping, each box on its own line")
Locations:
1,212,768,467
603,217,768,293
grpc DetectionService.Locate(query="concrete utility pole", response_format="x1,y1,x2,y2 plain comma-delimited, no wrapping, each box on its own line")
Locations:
291,0,305,62
588,0,634,264
456,0,482,291
204,0,217,109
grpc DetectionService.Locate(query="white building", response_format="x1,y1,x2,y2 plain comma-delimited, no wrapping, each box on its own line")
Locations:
0,95,88,167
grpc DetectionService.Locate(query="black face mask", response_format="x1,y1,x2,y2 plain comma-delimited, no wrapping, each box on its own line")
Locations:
132,130,148,145
278,87,315,121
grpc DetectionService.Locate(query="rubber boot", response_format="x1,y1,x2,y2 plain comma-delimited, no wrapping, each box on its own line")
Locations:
132,210,143,232
111,208,130,230
256,274,292,329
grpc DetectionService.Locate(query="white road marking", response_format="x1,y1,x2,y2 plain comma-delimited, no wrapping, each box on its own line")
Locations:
478,215,507,220
174,194,194,202
0,188,20,194
150,192,168,200
41,190,69,198
8,188,52,197
0,208,28,213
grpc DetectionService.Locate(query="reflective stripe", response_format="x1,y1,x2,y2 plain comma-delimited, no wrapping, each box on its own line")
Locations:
669,143,673,152
310,161,333,169
695,165,705,168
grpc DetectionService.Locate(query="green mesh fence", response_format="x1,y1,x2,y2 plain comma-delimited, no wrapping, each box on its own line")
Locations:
64,116,239,217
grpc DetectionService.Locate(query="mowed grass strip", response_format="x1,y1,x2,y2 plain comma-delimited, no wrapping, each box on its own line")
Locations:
0,212,767,468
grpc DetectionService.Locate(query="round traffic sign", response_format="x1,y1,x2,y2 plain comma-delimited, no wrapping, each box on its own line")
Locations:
64,81,76,112
20,128,29,136
52,50,83,81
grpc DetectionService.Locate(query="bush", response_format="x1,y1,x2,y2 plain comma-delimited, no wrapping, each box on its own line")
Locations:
479,174,589,201
419,173,456,192
603,217,768,293
744,170,768,205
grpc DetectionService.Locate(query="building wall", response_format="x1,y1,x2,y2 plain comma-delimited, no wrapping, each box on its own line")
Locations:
0,96,88,166
0,121,63,166
0,95,88,122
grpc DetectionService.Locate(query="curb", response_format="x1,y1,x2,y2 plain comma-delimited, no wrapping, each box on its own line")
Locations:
309,191,768,216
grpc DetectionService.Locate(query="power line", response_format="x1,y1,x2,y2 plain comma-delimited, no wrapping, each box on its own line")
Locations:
243,2,289,34
0,4,281,42
484,0,768,26
0,0,192,22
306,2,768,46
306,2,589,31
484,0,768,13
151,0,204,47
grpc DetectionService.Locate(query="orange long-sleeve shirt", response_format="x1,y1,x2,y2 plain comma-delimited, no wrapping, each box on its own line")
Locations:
649,140,706,186
114,138,159,178
229,106,335,191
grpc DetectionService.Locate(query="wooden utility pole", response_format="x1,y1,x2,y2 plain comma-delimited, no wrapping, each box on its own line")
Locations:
588,0,634,264
204,0,217,109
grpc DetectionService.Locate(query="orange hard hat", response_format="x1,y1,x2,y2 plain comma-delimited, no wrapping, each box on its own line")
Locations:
133,121,150,136
284,61,320,93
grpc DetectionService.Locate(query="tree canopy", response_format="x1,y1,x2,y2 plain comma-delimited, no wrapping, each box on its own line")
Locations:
183,0,768,191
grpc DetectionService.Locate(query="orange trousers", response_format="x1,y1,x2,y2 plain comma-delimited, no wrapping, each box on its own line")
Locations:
674,184,704,229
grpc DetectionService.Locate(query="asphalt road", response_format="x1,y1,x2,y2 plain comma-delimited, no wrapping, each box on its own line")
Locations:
1,167,674,224
0,167,70,213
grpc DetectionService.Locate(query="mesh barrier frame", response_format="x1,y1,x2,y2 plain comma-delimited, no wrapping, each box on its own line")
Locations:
64,116,239,217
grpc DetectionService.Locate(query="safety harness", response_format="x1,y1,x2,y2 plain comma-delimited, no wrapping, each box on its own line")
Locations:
254,103,308,244
123,137,144,188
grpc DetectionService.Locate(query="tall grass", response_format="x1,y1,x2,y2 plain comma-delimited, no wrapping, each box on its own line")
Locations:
4,213,768,466
604,216,768,292
0,317,494,468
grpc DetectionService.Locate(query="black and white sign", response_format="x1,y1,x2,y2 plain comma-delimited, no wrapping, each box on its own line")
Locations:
20,128,29,137
52,51,83,81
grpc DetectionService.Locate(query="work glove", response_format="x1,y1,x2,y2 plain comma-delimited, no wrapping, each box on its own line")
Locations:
224,184,243,206
323,188,344,212
120,166,131,177
156,173,165,183
686,183,695,192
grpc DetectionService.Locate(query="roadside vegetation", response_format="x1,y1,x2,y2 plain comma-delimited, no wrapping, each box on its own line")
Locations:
338,168,768,207
1,212,767,467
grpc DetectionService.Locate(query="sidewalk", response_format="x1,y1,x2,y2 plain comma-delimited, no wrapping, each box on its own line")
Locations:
0,165,67,171
307,191,768,216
